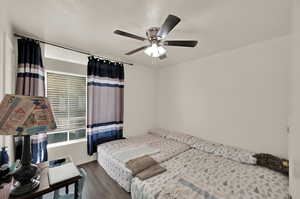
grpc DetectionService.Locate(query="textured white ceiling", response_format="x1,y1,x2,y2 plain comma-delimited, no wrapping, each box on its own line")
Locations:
5,0,291,67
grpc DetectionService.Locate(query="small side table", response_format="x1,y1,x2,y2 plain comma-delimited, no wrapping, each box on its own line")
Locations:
9,160,81,199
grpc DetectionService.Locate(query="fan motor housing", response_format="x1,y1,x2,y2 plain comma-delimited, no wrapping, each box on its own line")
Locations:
146,27,160,41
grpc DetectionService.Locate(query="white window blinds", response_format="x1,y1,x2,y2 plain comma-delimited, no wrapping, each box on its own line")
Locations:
46,72,86,132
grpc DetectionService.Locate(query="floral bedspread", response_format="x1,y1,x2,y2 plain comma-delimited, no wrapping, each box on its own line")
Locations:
131,149,289,199
97,134,190,192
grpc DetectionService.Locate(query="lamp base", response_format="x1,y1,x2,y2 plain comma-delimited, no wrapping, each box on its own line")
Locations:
10,176,40,196
10,135,40,197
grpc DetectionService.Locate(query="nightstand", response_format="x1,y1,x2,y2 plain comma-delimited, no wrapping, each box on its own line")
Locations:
9,159,81,199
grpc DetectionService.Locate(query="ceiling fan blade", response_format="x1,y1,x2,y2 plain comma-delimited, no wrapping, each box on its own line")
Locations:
159,54,167,60
125,46,149,55
157,15,181,39
163,40,198,47
114,30,147,41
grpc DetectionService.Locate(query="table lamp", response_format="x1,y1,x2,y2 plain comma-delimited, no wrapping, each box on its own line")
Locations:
0,94,57,196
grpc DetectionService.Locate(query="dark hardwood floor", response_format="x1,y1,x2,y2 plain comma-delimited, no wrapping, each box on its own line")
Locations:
44,161,131,199
79,161,131,199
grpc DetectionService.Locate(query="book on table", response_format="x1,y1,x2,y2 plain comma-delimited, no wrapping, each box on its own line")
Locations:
48,157,80,185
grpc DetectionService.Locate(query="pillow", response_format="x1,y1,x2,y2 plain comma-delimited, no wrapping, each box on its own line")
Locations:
253,153,289,176
148,128,170,138
165,131,197,145
191,138,223,154
214,145,256,165
192,137,256,164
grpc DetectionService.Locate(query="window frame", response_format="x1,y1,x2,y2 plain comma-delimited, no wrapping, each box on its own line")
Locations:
45,69,87,147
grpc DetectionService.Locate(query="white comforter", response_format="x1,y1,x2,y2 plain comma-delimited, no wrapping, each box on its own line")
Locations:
131,149,289,199
97,134,190,192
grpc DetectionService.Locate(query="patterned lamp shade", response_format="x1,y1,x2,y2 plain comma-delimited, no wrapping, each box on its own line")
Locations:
0,94,57,135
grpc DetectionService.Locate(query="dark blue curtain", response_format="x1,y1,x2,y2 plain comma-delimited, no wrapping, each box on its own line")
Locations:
87,56,124,155
15,38,48,163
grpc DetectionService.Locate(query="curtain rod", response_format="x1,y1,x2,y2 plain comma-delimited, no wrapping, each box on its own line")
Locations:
14,33,133,66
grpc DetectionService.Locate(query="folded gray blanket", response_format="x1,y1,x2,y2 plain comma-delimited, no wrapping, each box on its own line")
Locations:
125,155,166,180
136,164,166,180
126,155,158,176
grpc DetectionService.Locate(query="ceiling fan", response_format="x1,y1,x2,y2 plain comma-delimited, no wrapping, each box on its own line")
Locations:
113,14,198,59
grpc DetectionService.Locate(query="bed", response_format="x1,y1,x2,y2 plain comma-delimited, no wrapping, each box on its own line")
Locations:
97,132,191,192
97,129,289,198
131,148,289,199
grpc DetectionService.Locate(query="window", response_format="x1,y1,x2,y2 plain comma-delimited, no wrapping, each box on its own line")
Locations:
46,71,87,145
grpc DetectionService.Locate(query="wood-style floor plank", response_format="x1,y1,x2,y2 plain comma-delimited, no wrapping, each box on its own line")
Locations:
79,161,131,199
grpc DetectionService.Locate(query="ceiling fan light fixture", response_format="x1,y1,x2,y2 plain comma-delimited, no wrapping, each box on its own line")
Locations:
114,14,198,59
144,43,166,57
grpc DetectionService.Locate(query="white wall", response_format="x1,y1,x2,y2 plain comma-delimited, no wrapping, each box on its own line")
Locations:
289,0,300,197
0,0,16,162
157,36,290,158
123,65,157,137
44,57,157,165
0,8,5,147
